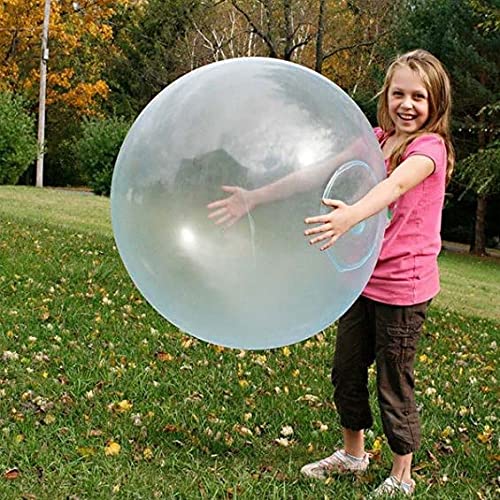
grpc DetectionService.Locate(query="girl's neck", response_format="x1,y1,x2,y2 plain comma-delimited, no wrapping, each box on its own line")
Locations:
382,131,410,159
390,128,413,140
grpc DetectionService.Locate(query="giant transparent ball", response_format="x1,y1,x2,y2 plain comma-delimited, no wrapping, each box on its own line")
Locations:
111,57,386,350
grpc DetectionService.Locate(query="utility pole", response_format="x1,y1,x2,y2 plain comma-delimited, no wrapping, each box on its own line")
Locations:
36,0,52,187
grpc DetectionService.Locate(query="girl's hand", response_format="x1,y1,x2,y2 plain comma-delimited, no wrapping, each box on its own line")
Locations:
207,186,256,227
304,199,357,251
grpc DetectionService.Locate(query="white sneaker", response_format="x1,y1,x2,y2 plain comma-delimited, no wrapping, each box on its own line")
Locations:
370,476,415,497
300,449,369,479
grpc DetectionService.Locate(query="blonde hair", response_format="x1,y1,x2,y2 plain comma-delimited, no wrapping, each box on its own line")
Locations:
377,49,455,184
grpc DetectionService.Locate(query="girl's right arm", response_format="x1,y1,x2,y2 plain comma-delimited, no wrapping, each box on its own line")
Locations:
207,146,361,227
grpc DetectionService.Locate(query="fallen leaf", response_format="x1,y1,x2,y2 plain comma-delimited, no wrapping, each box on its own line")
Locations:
275,437,291,447
104,441,121,456
77,446,97,458
4,468,20,480
43,414,56,425
280,425,294,437
155,351,174,362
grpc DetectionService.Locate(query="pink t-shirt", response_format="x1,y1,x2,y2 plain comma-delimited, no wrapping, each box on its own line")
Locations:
362,127,448,305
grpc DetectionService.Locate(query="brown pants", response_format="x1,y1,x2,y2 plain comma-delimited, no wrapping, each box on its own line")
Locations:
332,296,429,455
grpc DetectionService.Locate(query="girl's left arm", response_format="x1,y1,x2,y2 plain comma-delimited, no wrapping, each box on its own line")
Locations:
304,154,435,250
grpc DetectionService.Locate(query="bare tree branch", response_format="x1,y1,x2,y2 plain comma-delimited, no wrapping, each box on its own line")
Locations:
323,32,389,61
231,0,277,57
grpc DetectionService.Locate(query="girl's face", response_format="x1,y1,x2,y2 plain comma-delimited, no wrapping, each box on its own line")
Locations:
387,66,429,136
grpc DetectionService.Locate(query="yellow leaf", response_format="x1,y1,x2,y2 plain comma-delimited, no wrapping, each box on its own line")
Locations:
282,346,291,357
181,337,194,349
105,441,121,456
254,354,267,365
373,436,383,451
44,414,56,425
233,424,253,437
477,426,493,444
117,400,133,412
77,446,97,458
441,426,454,439
143,447,153,460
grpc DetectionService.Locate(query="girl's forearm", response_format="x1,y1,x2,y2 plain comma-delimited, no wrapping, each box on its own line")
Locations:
251,147,359,208
350,177,402,225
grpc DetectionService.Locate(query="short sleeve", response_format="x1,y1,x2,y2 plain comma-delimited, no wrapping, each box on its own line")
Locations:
404,134,447,174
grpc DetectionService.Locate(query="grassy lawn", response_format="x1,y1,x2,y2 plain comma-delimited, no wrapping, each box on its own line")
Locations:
0,186,498,499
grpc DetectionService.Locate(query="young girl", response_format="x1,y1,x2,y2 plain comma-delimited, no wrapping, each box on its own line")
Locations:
208,49,454,496
300,49,454,496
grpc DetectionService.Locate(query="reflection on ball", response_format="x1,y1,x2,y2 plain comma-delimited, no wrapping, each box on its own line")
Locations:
111,57,386,350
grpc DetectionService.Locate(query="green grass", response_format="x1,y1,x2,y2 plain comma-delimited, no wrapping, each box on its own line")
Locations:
0,186,498,499
436,251,500,321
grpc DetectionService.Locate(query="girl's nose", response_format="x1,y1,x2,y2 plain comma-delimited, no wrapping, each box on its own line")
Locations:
401,96,413,109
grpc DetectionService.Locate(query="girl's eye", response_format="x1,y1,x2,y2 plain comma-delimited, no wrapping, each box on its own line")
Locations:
392,91,403,97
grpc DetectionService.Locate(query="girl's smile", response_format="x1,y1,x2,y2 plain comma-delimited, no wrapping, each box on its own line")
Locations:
388,66,429,136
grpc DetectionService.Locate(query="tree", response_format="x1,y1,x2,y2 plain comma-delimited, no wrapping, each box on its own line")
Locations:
0,0,128,186
314,0,395,86
456,135,500,254
229,0,316,60
0,0,120,113
104,0,201,116
0,92,38,184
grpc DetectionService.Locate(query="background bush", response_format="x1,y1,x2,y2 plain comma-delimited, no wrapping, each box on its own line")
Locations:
0,92,38,185
72,116,131,196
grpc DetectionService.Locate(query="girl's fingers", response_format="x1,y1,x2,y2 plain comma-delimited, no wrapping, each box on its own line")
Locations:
322,198,345,208
319,237,337,251
304,222,331,236
308,230,333,245
304,214,329,225
215,213,233,226
208,207,227,219
207,199,226,209
207,186,238,209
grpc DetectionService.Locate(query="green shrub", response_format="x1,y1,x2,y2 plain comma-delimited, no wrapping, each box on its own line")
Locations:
0,92,38,184
73,116,131,196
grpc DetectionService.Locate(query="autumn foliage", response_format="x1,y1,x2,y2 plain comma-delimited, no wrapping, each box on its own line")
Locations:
0,0,124,113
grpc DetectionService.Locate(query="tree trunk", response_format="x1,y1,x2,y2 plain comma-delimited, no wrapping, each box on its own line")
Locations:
471,195,488,255
283,0,293,60
470,72,488,255
314,0,325,73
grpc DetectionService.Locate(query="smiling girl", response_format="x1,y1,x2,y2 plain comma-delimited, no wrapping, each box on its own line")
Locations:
301,49,454,497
